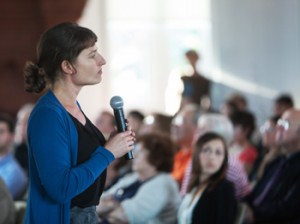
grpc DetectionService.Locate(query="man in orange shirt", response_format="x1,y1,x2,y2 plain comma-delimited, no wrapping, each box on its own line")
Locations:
170,104,201,187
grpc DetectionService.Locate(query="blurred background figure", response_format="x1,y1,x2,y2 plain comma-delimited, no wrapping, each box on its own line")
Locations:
95,110,116,140
0,177,15,224
219,99,239,118
98,133,180,224
179,50,211,111
0,113,27,200
13,103,34,176
171,104,202,188
256,115,282,180
273,93,294,117
140,112,173,136
178,132,237,224
227,93,248,112
126,110,145,138
244,109,300,223
229,110,258,175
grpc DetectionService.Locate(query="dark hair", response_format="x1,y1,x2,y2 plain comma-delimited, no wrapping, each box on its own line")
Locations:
229,110,256,140
275,94,294,108
187,132,228,192
0,113,15,133
24,22,97,93
185,49,199,60
128,110,145,122
136,133,176,172
145,113,173,135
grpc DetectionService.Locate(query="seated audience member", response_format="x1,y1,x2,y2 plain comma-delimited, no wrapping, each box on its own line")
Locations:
273,93,294,117
0,177,15,224
97,133,180,224
178,132,237,224
140,112,173,135
245,109,300,223
0,113,27,200
95,110,116,140
126,110,145,137
256,115,281,180
181,113,250,199
170,104,202,187
229,110,258,175
14,103,34,175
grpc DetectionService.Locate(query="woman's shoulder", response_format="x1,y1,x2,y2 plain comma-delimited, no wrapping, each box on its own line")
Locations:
30,91,69,121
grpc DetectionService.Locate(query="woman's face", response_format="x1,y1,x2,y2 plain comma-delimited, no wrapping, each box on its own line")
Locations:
199,139,225,177
71,44,106,86
132,143,155,173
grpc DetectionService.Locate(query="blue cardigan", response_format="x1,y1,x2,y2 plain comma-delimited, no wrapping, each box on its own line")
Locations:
24,91,114,224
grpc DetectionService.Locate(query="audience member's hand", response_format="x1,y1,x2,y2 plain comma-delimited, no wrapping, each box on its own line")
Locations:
107,206,128,224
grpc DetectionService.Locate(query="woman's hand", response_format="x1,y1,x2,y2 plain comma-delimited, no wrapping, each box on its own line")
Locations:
105,130,136,159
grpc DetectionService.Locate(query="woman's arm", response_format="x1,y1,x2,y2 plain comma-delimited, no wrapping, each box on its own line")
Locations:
28,107,114,203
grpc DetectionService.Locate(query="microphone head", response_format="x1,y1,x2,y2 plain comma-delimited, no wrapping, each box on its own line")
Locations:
110,96,124,109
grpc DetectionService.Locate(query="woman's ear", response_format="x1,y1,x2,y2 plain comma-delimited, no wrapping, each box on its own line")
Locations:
61,60,74,75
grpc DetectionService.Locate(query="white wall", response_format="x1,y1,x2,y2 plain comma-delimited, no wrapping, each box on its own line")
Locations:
78,0,300,125
210,0,300,123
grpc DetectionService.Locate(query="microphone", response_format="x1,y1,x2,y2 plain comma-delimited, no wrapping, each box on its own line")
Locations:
110,96,134,160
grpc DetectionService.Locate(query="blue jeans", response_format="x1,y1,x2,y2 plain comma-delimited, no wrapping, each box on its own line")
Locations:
70,206,98,224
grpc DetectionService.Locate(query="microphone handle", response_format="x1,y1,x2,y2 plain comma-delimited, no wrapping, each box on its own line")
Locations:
113,109,134,160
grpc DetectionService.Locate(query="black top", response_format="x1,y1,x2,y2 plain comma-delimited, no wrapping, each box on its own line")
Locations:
192,179,237,224
69,113,107,208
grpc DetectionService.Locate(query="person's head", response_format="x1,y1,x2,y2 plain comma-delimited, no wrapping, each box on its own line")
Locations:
194,113,234,146
171,103,201,147
14,103,34,145
219,99,239,117
188,132,228,192
132,133,175,176
260,115,280,147
276,109,300,152
185,50,199,68
127,110,145,136
95,110,115,140
140,113,173,135
227,93,248,111
229,110,256,143
273,94,294,117
24,22,106,93
0,113,15,155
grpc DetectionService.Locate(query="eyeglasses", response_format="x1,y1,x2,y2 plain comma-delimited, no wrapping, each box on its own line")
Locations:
277,119,289,130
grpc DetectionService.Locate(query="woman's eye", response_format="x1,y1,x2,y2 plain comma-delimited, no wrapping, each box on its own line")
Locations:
215,149,223,156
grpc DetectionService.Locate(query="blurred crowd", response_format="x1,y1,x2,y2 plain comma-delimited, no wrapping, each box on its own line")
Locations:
0,50,299,224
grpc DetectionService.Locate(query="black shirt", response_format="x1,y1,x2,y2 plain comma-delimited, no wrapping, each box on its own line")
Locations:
69,113,107,208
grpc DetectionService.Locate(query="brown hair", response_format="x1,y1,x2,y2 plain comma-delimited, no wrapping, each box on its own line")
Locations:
187,132,228,192
136,133,176,172
24,22,97,93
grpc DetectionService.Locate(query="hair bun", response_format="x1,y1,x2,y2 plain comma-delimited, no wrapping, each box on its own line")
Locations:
24,61,46,93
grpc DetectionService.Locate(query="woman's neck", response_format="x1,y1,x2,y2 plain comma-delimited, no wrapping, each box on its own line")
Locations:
52,80,80,109
200,173,210,183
